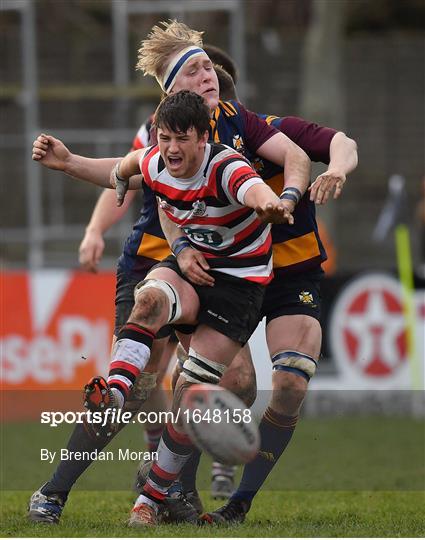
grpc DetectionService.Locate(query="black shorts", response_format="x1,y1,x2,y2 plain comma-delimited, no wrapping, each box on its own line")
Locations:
262,268,323,324
115,271,172,338
155,256,266,344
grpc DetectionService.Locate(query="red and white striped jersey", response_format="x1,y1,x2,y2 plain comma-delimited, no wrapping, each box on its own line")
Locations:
140,143,273,285
131,116,153,151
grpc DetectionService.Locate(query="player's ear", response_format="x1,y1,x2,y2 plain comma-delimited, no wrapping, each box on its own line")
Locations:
200,130,209,144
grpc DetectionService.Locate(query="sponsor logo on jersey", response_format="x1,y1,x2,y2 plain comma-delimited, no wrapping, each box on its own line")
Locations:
233,172,259,194
183,227,223,246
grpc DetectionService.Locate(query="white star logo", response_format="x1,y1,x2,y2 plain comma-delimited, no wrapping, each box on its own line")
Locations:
342,288,406,374
330,274,408,379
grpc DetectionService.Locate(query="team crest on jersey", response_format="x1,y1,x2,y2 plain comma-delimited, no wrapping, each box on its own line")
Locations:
233,134,244,152
299,291,314,305
191,200,207,217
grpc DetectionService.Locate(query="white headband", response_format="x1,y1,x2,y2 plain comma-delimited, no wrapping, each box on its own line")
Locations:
158,46,207,93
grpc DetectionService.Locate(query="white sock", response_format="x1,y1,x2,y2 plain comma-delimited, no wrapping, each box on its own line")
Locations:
134,494,159,512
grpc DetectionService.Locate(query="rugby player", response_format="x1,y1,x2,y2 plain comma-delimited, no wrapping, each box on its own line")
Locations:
36,89,295,526
77,46,241,500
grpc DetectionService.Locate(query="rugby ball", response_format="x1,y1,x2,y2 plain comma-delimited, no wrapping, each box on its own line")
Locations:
181,384,260,465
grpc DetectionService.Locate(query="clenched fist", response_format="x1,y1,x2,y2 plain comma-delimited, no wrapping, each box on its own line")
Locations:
32,133,70,171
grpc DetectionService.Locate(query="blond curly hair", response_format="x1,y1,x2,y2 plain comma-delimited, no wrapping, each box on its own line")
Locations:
137,20,204,80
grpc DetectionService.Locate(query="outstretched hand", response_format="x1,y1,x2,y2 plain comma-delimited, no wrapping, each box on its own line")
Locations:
255,201,294,225
309,168,346,205
32,133,71,171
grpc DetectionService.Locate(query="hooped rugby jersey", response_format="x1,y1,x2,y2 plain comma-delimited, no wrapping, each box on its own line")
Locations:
117,102,276,276
118,102,337,277
140,142,273,285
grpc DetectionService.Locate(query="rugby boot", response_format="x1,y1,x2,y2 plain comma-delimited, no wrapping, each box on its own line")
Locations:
160,482,199,524
83,376,118,412
134,463,202,523
83,376,122,439
27,483,66,524
201,498,250,525
128,502,158,527
185,489,204,515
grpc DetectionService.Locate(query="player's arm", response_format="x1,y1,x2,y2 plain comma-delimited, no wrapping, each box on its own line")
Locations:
111,149,147,206
276,116,358,205
225,160,294,224
239,105,311,215
256,132,311,213
114,148,144,180
309,131,358,204
158,206,215,287
242,181,294,225
32,133,121,187
79,190,138,272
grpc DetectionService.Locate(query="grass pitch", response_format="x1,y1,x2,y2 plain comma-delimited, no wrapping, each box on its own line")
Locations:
1,417,424,537
1,490,424,537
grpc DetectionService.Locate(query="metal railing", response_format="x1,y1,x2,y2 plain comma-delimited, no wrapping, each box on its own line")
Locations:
0,0,245,269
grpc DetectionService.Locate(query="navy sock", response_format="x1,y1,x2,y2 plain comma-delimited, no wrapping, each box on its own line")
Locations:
179,448,201,492
231,407,298,504
42,419,123,497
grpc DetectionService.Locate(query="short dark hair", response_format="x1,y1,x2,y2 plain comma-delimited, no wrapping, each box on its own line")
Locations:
204,44,238,84
154,90,211,137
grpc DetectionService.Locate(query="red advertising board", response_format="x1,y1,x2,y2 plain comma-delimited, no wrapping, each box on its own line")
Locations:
1,271,115,391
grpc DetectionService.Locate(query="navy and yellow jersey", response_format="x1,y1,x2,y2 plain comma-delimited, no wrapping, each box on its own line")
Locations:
117,115,170,277
118,102,337,277
253,113,338,275
117,183,170,276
